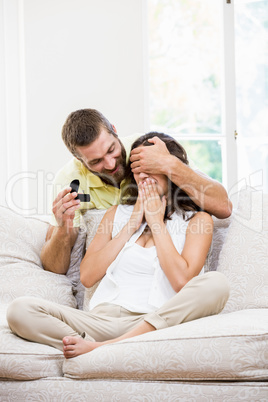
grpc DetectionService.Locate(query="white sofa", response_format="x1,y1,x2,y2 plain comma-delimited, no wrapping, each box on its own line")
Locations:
0,187,267,401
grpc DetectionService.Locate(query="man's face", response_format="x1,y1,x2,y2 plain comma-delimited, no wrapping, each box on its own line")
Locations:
76,128,126,185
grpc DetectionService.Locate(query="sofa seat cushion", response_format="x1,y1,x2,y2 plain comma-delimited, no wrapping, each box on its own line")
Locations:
0,305,64,380
63,308,268,381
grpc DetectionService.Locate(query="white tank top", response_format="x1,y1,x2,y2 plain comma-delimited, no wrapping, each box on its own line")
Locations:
89,205,195,312
110,243,157,312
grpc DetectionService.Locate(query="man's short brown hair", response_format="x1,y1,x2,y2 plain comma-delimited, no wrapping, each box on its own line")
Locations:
62,109,117,157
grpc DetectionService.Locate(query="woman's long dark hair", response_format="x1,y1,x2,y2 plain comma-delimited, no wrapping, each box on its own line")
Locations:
121,132,202,220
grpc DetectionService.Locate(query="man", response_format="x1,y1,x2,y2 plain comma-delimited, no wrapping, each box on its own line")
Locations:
41,109,232,274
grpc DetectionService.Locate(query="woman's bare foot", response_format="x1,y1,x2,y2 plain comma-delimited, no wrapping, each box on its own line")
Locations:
62,321,155,359
62,336,102,358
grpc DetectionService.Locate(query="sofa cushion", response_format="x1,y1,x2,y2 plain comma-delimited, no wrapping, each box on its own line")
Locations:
0,304,64,380
65,225,87,309
0,262,77,307
0,206,77,308
63,308,268,381
217,187,268,313
82,209,107,311
207,215,232,272
0,206,48,266
83,209,107,250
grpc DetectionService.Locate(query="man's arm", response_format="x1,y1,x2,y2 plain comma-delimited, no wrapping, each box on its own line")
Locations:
130,137,232,219
41,225,79,274
41,187,81,274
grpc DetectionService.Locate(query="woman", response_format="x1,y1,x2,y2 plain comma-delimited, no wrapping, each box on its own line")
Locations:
7,133,229,359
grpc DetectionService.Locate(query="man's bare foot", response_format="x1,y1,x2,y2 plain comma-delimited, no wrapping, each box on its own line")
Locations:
62,336,102,359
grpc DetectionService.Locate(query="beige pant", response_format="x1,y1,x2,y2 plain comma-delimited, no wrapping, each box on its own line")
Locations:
7,271,229,351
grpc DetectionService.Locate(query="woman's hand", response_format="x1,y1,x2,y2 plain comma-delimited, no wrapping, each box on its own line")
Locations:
128,183,145,233
142,178,166,231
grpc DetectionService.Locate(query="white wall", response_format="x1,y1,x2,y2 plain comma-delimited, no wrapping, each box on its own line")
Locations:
0,0,148,215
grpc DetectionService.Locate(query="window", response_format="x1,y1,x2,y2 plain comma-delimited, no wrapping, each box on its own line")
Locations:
148,0,223,182
147,0,268,192
235,0,268,192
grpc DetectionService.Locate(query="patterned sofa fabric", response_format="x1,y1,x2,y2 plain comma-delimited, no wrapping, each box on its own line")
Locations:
0,305,64,381
0,205,86,308
82,209,107,310
217,188,268,313
1,379,268,402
